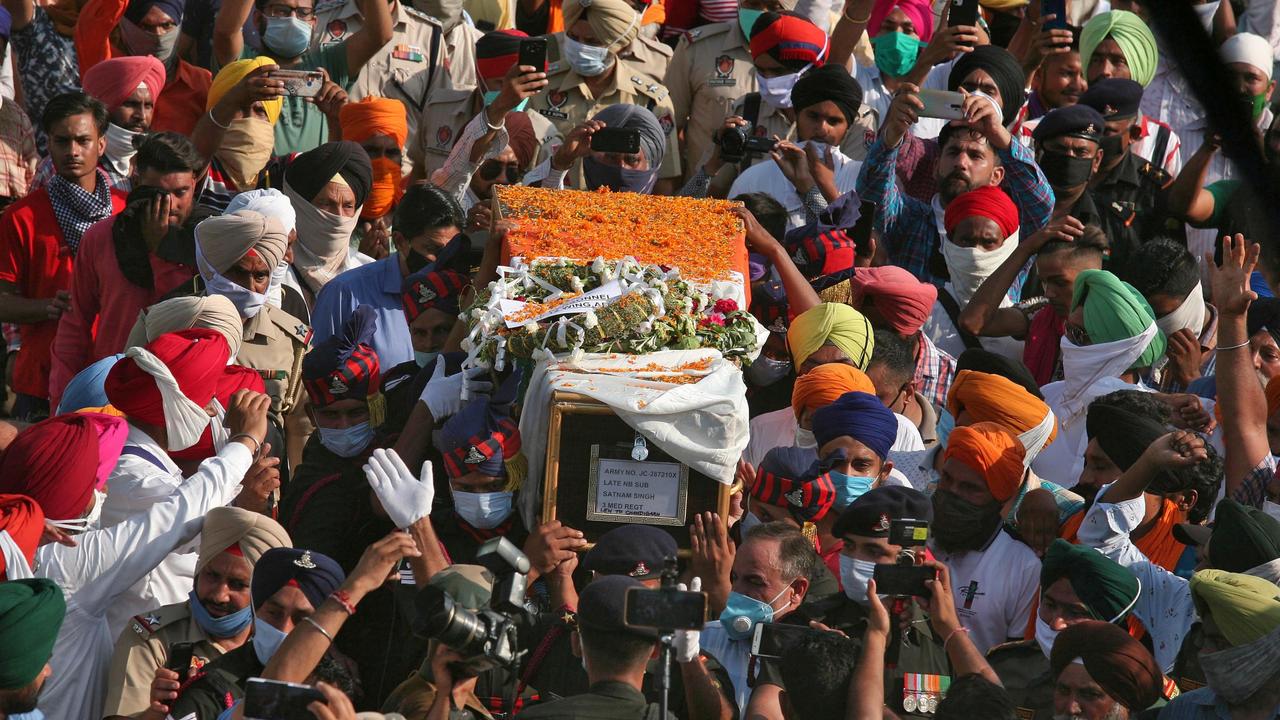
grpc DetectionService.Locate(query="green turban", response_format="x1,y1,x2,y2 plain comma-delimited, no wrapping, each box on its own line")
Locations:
1191,569,1280,646
1041,539,1141,622
0,578,66,689
1209,500,1280,574
1071,269,1166,370
1080,10,1158,87
786,303,875,370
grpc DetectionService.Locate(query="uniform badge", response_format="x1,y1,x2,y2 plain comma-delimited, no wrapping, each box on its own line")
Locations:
392,43,425,62
294,550,317,569
710,54,737,86
294,324,313,344
325,19,347,41
784,488,804,508
541,90,569,120
874,513,891,532
658,113,674,134
465,445,486,464
436,125,453,147
417,285,438,303
329,376,349,395
629,561,649,577
188,655,209,674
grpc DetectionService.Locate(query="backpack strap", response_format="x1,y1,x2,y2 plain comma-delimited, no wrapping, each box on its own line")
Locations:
936,289,983,351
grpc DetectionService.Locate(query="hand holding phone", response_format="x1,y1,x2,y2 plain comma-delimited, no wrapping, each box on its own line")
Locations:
917,89,966,120
947,0,980,27
518,37,548,72
590,127,642,155
266,69,325,98
1041,0,1068,30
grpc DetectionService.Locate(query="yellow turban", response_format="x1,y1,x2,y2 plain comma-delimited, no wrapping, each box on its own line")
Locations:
208,57,283,125
792,364,876,420
946,370,1058,451
195,506,292,576
787,304,874,371
562,0,642,53
1191,569,1280,647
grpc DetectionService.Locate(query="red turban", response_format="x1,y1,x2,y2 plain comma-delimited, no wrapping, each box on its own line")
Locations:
943,421,1025,502
476,29,530,80
868,0,935,42
168,365,267,463
849,265,938,335
0,413,128,520
105,329,231,428
0,495,44,580
339,96,409,149
750,13,828,66
81,56,166,110
944,185,1019,238
505,111,537,170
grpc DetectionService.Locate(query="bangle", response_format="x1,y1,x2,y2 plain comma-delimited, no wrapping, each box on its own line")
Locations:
1218,338,1251,351
329,590,357,616
843,5,870,23
302,616,334,643
207,109,231,130
485,113,506,132
228,433,262,456
943,625,969,651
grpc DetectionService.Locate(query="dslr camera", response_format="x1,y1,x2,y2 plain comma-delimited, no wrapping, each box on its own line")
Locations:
717,125,778,164
871,519,935,598
412,537,531,675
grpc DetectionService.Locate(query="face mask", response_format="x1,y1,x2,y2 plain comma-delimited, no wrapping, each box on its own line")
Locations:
49,489,107,534
263,16,312,59
871,31,923,78
830,471,875,511
412,0,465,31
217,118,276,190
1155,282,1207,338
105,123,140,177
452,489,515,529
739,8,762,39
563,35,613,77
483,90,529,113
1249,92,1269,120
266,262,288,308
1034,614,1059,658
936,408,955,448
252,613,289,665
1198,626,1280,705
744,355,792,387
839,554,878,603
415,351,440,368
361,157,402,221
1098,132,1123,162
1037,150,1095,190
755,69,801,109
318,421,374,458
404,247,432,275
718,586,790,640
794,425,817,449
739,510,763,535
583,156,658,194
189,590,253,638
940,233,1018,307
207,270,268,318
119,18,180,63
1193,1,1219,32
931,489,1003,553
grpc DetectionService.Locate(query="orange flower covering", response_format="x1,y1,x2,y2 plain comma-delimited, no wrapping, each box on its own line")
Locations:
495,185,747,283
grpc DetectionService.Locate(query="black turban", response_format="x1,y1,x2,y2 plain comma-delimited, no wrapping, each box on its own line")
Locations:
954,348,1042,399
285,140,373,208
1086,404,1167,470
1209,499,1280,573
1247,297,1280,344
791,64,863,124
948,46,1027,126
251,548,346,609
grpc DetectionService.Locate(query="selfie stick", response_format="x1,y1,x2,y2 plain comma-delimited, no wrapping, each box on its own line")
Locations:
655,555,680,720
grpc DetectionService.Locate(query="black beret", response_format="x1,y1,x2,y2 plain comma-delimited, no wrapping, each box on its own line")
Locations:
1079,78,1143,120
577,575,658,639
582,525,678,579
832,485,932,539
1032,104,1107,144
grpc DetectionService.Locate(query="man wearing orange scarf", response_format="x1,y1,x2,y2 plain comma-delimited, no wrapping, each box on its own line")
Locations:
341,96,408,226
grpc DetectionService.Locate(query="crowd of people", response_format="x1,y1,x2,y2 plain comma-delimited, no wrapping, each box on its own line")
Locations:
0,0,1278,717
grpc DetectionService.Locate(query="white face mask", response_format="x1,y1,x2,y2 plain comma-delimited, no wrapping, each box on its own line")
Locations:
207,270,268,319
794,424,817,449
1034,614,1059,658
838,554,878,604
563,35,613,77
1194,1,1220,32
48,489,107,534
104,122,140,177
1155,282,1207,339
940,232,1019,307
755,69,803,109
266,262,288,309
452,489,515,529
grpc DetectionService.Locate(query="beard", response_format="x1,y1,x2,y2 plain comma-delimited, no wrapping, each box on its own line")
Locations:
938,172,976,204
931,489,1003,553
0,675,45,714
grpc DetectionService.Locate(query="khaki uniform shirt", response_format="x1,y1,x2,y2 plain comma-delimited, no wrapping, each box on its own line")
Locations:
531,46,681,183
664,20,755,175
411,83,562,178
102,602,229,718
546,31,671,87
235,304,311,419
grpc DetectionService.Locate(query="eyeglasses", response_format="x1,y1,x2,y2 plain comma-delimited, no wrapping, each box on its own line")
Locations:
264,4,316,19
478,160,520,183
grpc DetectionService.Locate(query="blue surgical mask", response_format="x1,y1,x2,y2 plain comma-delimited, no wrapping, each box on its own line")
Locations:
252,613,288,665
563,35,612,77
318,422,374,458
415,351,440,368
583,156,658,194
452,489,514,529
738,8,763,39
829,471,875,511
189,590,254,638
718,586,790,640
482,90,529,112
755,69,802,109
871,31,923,78
263,16,312,59
8,711,44,720
936,408,956,448
838,554,877,604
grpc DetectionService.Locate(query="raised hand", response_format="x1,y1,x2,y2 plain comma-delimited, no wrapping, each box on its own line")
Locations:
1207,233,1260,317
363,448,435,529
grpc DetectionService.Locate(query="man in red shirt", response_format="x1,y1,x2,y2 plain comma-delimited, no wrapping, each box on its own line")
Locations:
49,132,203,409
0,92,127,419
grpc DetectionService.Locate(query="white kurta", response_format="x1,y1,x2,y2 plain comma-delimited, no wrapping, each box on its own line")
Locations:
36,442,253,720
727,142,864,231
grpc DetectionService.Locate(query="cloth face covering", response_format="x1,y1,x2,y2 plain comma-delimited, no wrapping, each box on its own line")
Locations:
940,232,1020,307
104,123,140,177
582,156,657,194
931,488,1002,552
125,346,219,451
285,180,362,292
756,68,804,109
218,118,276,190
195,240,268,319
47,170,114,255
119,18,180,63
1155,282,1207,338
1055,323,1159,426
1198,624,1280,704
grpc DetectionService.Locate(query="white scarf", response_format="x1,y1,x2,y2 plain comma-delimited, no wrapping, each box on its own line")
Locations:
1155,281,1207,339
939,230,1020,307
104,122,140,178
1056,323,1159,427
1017,409,1057,467
283,179,361,294
125,345,216,451
0,530,33,579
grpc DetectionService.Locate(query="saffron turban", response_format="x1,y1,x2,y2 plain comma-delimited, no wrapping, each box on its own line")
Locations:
1071,269,1166,370
867,0,934,41
943,184,1019,238
1190,569,1280,647
1080,11,1158,87
849,265,938,336
955,348,1043,399
302,305,382,407
195,506,292,576
792,363,876,420
0,495,44,581
209,57,283,124
946,370,1058,453
339,96,409,149
250,548,345,609
1041,539,1141,622
476,29,529,80
787,303,874,370
0,413,127,520
562,0,642,53
196,210,289,277
749,12,828,68
57,353,123,414
943,422,1025,502
225,189,297,235
811,390,897,460
126,295,244,359
0,579,66,690
752,446,837,522
81,56,166,110
1049,621,1163,711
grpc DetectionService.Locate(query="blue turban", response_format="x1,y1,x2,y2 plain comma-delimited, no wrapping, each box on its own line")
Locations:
57,353,124,414
125,0,185,24
811,391,897,460
251,548,345,609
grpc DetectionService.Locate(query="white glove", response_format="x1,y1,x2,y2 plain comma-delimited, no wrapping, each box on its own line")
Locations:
420,363,493,419
363,448,435,529
674,577,702,663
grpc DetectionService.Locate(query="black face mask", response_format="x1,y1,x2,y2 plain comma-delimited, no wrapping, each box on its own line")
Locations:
931,489,1003,553
1038,150,1095,189
1098,133,1124,163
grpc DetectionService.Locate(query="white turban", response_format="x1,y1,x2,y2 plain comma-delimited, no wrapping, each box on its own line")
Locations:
1221,33,1275,80
225,188,298,235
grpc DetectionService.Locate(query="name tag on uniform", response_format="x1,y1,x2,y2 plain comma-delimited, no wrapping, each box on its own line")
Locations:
903,673,949,715
393,44,424,63
709,55,737,86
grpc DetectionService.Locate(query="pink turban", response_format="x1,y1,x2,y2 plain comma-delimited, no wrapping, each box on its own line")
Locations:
81,56,167,110
849,265,938,335
868,0,935,42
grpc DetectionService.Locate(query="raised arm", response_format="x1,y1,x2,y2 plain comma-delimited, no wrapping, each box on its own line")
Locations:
828,0,874,70
73,0,127,73
1166,133,1220,225
903,4,980,88
4,0,32,31
213,0,254,68
191,64,285,160
848,579,889,719
344,0,394,77
732,205,821,317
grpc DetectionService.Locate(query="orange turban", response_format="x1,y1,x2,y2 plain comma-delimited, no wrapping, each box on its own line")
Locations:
943,422,1026,502
339,96,409,148
792,364,877,420
946,370,1058,451
0,495,44,580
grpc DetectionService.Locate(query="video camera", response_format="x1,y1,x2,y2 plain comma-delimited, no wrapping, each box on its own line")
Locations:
717,125,778,164
872,519,935,598
412,537,532,675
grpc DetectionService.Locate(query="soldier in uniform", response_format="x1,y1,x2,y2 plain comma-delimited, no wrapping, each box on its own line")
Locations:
102,508,291,719
545,12,672,85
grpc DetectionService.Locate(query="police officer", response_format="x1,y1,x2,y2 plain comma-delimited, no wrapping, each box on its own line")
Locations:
531,0,682,191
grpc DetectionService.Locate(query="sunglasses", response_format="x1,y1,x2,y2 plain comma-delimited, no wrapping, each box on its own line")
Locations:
478,160,520,183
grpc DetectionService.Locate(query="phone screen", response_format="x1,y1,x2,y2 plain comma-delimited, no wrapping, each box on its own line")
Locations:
244,678,326,720
750,623,825,659
625,588,707,631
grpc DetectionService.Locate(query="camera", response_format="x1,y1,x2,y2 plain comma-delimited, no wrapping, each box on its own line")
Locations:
872,519,935,598
623,556,707,633
717,125,778,164
412,537,532,675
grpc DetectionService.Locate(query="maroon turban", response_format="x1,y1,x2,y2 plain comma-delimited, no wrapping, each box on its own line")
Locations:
0,413,128,520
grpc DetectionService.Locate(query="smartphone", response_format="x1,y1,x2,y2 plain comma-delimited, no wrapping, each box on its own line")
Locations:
591,127,642,155
1041,0,1068,30
947,0,980,27
888,519,930,548
917,89,967,120
267,69,325,98
850,200,877,254
625,586,707,631
243,678,326,720
873,563,935,598
750,622,825,659
518,37,548,72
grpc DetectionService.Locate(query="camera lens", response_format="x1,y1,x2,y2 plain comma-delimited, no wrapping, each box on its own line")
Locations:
413,585,488,654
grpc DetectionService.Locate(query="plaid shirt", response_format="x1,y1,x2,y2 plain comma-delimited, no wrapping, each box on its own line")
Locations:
914,332,954,409
1234,454,1277,509
856,135,1056,284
